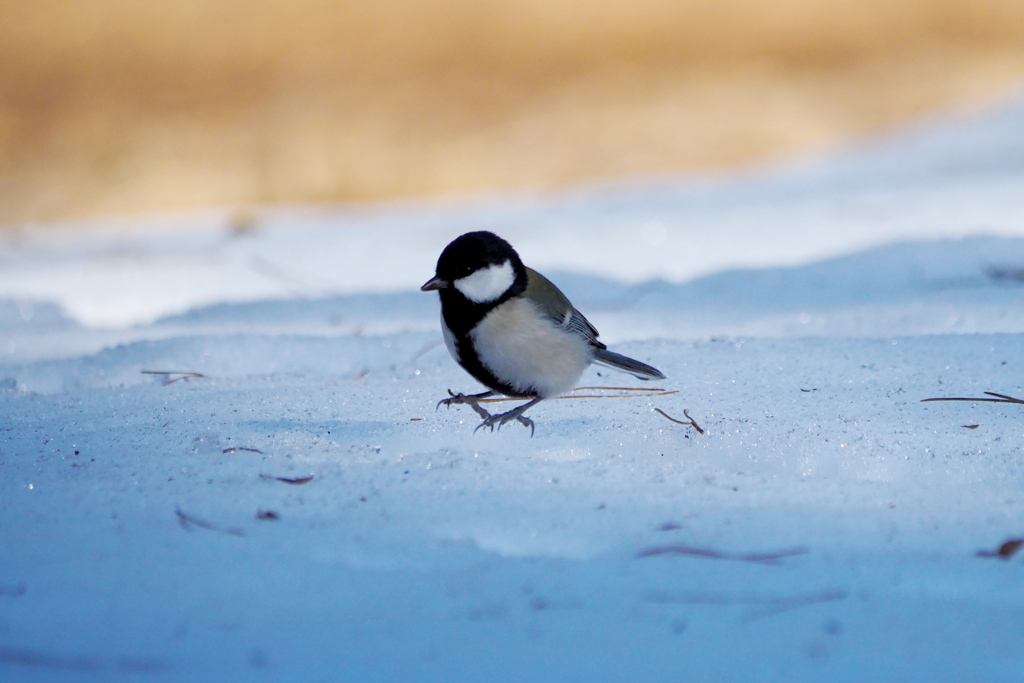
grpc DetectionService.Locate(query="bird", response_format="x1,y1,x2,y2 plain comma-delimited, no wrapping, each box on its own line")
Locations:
421,230,665,435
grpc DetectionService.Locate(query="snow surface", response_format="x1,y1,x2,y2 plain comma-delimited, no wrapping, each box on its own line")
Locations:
3,94,1024,681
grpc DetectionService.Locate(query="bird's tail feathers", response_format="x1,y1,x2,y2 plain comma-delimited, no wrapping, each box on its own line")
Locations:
593,349,666,381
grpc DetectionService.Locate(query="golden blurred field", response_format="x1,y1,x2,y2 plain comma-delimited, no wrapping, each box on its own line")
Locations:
2,0,1024,225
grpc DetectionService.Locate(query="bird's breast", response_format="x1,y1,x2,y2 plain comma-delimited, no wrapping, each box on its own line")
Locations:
469,298,592,399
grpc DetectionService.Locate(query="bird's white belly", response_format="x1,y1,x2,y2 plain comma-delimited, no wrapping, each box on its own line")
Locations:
470,297,592,398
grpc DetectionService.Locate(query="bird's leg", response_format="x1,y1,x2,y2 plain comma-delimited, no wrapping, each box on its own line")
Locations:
474,397,543,437
437,389,495,420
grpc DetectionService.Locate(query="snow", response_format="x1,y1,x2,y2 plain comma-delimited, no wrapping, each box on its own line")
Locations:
3,94,1024,681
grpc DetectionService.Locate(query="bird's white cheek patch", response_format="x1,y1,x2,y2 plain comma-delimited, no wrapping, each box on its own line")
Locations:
454,260,515,303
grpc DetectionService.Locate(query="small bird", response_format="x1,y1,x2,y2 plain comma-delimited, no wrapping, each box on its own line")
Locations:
421,231,665,435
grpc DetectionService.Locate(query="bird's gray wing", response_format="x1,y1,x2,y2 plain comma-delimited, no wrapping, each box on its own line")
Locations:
524,268,604,349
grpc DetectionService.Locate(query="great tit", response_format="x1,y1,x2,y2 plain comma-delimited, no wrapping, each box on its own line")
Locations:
421,230,666,435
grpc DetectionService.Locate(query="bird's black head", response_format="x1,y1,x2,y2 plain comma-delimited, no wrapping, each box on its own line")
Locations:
421,231,526,303
421,231,528,335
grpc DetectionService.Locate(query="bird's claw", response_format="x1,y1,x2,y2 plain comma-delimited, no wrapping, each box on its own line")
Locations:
435,388,458,411
436,389,493,420
474,412,535,437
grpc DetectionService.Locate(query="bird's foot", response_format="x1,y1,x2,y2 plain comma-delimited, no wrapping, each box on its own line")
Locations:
472,397,542,437
474,411,535,437
436,389,494,420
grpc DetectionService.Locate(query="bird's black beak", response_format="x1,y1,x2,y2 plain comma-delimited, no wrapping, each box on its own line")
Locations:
420,276,448,292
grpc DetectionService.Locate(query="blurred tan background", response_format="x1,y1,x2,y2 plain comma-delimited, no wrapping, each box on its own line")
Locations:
3,0,1024,226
